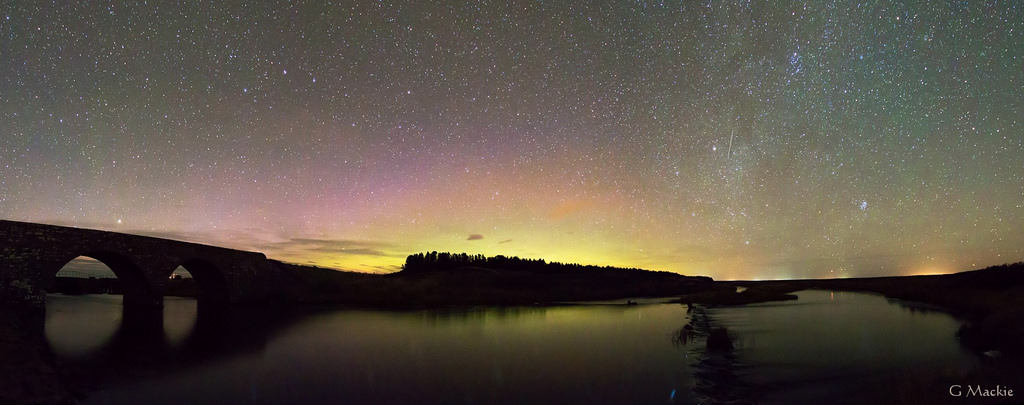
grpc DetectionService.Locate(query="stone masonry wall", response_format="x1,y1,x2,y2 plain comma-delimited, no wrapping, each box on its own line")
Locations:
1,220,287,308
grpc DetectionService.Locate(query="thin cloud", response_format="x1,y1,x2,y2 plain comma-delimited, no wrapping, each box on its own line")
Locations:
361,264,404,274
498,239,513,244
273,238,395,257
467,234,484,241
119,227,281,252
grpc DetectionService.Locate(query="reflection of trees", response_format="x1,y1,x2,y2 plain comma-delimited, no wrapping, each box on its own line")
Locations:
418,306,551,326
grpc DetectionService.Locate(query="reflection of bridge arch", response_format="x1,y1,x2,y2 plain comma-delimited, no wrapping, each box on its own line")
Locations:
0,219,291,309
37,298,309,388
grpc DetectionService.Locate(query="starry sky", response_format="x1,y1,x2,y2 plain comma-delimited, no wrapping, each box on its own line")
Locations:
2,1,1022,279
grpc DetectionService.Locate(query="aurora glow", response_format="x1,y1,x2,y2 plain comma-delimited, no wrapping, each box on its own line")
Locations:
2,1,1021,279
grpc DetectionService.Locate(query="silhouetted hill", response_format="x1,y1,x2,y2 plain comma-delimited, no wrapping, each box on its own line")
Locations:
945,262,1024,289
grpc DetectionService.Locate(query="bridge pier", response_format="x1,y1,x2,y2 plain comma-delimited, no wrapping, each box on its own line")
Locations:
119,304,167,343
122,293,165,309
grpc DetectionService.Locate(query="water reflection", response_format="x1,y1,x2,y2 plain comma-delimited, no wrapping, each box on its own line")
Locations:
250,304,695,405
706,290,978,405
44,294,309,390
45,295,192,362
163,297,198,345
411,305,552,327
45,295,123,358
45,299,696,405
40,291,979,405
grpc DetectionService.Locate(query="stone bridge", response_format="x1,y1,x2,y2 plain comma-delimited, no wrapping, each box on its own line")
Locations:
1,219,292,309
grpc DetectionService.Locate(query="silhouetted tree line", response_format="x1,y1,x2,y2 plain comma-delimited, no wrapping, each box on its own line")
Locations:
401,251,686,277
49,276,122,295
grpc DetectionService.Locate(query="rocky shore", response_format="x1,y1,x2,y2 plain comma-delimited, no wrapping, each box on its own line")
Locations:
674,304,756,405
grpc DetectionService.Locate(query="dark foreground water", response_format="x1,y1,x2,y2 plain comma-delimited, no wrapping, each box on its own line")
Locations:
44,291,978,404
706,290,980,404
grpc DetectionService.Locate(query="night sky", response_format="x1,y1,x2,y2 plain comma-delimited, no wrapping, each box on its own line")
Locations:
2,1,1022,279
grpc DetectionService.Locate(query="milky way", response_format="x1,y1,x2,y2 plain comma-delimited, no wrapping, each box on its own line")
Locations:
2,1,1022,279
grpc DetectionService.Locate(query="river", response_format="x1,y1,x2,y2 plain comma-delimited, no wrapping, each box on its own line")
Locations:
44,291,979,404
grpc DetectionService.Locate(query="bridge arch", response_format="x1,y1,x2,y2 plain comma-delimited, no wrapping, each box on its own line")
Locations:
174,259,231,304
50,250,161,307
1,219,287,310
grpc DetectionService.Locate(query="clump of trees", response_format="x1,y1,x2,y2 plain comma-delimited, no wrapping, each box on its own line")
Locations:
400,251,690,278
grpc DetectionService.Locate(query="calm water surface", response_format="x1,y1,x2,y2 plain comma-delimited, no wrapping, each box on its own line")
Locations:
47,295,697,405
44,291,977,404
707,290,979,404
